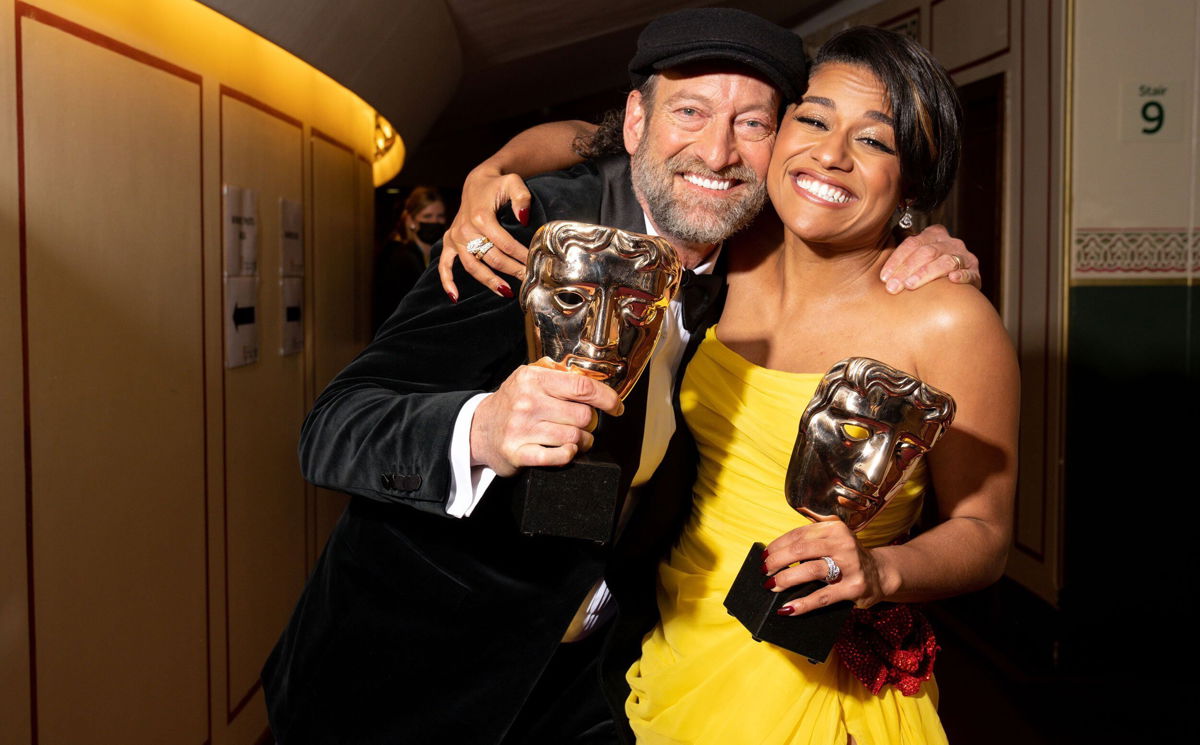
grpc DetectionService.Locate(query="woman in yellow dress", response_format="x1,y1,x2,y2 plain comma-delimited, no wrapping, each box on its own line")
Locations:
436,22,1016,743
622,27,1018,744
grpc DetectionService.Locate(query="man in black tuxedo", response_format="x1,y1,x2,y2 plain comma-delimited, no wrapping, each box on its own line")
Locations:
263,9,972,745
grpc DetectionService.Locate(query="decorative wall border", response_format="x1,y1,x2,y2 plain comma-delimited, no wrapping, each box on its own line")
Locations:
1072,227,1200,282
13,3,210,744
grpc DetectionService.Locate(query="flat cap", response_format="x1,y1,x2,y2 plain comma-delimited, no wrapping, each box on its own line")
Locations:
628,8,808,102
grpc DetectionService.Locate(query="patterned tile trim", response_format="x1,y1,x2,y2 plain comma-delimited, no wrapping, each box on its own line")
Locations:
1072,228,1199,280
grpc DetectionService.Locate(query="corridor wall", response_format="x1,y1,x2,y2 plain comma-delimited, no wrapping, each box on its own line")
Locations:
0,1,379,743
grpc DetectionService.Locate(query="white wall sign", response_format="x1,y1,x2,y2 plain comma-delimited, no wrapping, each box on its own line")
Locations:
222,184,243,277
280,277,304,356
1121,80,1182,141
224,275,259,368
240,187,259,275
280,198,304,277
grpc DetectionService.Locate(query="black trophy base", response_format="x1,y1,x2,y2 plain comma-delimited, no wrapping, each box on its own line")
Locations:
512,455,622,544
724,542,853,663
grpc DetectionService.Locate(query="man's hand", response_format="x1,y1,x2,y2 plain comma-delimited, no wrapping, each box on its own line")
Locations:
439,165,534,302
469,360,623,477
881,224,981,293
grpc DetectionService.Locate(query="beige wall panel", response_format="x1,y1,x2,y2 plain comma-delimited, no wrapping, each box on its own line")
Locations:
1073,0,1198,228
220,94,306,723
1006,0,1063,604
931,0,1010,71
0,2,33,743
311,136,360,540
21,20,207,745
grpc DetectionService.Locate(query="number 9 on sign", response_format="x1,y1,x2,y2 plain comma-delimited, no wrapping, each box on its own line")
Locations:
1122,81,1179,142
1141,101,1164,134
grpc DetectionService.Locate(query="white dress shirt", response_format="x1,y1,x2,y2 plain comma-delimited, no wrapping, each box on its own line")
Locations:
444,217,720,635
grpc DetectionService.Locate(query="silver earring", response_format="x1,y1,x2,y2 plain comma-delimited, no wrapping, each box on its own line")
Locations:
898,208,913,230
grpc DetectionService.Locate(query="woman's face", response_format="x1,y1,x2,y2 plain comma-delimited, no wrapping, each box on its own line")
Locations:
767,63,902,247
413,200,446,226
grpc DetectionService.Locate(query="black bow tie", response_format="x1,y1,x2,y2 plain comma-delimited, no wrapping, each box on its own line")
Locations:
679,269,724,333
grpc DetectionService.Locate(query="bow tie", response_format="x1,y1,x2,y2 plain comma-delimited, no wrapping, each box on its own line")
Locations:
679,269,724,333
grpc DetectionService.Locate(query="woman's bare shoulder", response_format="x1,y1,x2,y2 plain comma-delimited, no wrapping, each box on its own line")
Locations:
892,277,1002,333
884,278,1014,374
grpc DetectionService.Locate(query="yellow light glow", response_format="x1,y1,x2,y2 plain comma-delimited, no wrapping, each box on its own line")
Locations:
38,0,405,179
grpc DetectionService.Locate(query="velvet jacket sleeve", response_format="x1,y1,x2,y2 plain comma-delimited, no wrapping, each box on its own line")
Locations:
297,157,639,517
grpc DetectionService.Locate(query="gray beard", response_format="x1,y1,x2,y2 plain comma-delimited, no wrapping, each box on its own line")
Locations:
631,148,767,246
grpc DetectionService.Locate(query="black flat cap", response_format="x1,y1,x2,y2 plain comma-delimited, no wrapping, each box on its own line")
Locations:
628,8,808,102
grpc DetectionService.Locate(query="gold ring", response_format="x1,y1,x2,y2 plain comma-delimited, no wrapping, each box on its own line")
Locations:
466,237,494,260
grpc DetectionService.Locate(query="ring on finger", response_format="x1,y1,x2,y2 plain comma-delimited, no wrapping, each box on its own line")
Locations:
466,237,494,260
820,556,841,584
949,253,966,271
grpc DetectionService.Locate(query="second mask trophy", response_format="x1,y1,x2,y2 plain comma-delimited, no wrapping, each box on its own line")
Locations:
514,220,681,544
724,357,955,661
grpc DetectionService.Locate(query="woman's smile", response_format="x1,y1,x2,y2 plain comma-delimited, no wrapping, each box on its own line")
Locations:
789,169,858,206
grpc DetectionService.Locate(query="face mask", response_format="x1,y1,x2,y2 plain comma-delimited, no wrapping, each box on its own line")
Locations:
415,222,444,245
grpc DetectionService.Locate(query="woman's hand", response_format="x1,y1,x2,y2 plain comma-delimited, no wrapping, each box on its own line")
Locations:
438,164,533,302
438,120,599,302
761,520,896,616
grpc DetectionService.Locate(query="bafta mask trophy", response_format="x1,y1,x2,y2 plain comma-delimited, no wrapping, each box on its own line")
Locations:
724,357,955,661
513,220,681,544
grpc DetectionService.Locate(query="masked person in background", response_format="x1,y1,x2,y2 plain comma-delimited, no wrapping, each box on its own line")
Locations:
373,185,446,332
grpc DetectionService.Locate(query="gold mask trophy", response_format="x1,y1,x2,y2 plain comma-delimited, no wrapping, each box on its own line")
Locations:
724,357,955,661
514,220,681,543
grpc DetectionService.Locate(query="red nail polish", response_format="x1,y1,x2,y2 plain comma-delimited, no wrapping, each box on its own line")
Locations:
517,208,529,226
775,606,795,616
497,284,514,298
446,290,458,304
761,548,770,559
763,577,776,590
760,562,769,575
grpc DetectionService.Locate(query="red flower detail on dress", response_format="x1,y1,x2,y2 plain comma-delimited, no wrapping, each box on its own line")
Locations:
834,604,939,696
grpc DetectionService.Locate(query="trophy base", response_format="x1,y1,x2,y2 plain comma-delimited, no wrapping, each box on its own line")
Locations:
512,455,622,544
724,542,852,663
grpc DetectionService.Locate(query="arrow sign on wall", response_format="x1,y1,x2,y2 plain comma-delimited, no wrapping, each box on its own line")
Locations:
232,303,256,328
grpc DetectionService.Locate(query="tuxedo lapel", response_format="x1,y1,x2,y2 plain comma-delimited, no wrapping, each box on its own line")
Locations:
591,370,650,496
679,270,725,334
597,156,644,232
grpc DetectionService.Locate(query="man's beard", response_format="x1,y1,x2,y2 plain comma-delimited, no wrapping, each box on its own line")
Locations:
631,148,767,245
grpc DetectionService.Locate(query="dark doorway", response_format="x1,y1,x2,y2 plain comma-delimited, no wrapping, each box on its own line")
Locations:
946,73,1005,309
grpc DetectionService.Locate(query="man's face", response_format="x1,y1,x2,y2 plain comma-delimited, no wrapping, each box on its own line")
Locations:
786,384,940,531
624,67,779,246
523,228,677,399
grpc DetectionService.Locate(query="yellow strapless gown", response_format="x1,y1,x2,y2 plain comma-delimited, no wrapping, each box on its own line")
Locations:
625,327,947,745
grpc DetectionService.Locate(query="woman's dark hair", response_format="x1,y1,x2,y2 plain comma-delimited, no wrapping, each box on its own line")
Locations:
814,27,962,212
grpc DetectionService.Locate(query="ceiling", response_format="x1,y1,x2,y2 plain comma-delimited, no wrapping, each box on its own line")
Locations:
196,0,840,186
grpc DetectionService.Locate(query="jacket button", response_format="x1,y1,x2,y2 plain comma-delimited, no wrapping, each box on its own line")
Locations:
398,475,422,491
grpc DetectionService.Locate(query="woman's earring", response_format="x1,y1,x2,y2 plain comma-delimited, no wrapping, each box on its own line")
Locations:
898,207,914,230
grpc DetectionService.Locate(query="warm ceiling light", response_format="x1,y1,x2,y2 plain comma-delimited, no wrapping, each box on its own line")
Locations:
374,114,398,161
